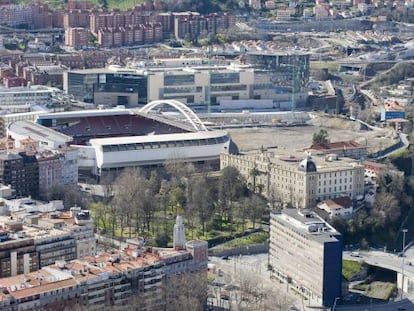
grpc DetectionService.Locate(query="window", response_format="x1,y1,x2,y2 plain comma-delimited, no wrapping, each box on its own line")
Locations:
164,74,195,86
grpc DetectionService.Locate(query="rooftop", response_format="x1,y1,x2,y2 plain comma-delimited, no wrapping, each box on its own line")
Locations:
0,85,54,94
245,150,363,173
307,140,364,151
272,209,341,243
8,120,72,144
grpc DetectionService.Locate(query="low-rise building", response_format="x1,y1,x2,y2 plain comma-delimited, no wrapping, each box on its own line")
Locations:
305,140,368,160
220,150,364,208
317,196,353,219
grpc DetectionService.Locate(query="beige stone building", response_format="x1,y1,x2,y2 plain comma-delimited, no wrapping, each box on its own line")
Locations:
220,151,364,208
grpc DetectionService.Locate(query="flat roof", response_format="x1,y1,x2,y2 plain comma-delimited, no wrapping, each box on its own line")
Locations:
244,151,363,172
89,129,228,146
38,108,131,120
0,86,54,93
272,209,341,243
8,120,71,143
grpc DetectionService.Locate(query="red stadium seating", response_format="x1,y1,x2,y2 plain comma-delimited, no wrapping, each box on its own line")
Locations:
57,115,187,145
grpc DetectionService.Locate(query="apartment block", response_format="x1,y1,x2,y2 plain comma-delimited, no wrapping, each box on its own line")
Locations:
270,209,342,307
0,4,32,27
173,12,236,40
220,151,364,208
63,9,90,28
65,27,90,49
0,208,95,275
0,233,38,278
0,216,207,311
0,142,77,199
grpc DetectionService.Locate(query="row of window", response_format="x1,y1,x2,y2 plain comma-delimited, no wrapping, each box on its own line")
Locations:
102,136,229,153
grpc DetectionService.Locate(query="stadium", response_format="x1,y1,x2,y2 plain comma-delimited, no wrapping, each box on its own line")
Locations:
11,100,231,176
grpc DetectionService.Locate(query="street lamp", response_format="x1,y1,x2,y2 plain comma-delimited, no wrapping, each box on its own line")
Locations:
401,228,408,300
331,297,340,311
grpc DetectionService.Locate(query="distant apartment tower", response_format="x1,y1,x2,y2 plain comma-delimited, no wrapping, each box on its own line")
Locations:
97,23,162,48
30,3,53,29
0,4,32,27
65,27,90,49
173,12,235,40
63,9,90,28
269,209,342,307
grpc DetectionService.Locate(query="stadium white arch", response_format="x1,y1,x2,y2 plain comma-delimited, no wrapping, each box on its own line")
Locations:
139,100,207,132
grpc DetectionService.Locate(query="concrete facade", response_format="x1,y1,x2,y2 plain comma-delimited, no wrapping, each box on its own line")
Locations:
269,209,343,307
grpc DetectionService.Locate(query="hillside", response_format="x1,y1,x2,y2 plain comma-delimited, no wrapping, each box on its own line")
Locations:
16,0,142,10
15,0,239,12
361,61,414,89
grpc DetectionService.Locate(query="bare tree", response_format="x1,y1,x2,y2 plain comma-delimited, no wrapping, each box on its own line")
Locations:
166,271,207,311
187,175,217,237
113,168,146,238
232,271,294,311
371,191,400,228
218,166,246,232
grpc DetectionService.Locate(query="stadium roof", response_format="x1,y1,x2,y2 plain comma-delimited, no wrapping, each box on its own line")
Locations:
8,120,72,143
38,108,132,120
89,130,228,146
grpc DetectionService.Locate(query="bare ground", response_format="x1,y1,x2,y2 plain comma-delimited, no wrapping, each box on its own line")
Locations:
228,116,397,154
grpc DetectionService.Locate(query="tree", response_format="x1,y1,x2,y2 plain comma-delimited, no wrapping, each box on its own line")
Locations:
113,168,150,238
165,156,195,182
249,165,260,192
376,170,404,197
247,194,267,229
47,184,88,208
232,270,293,311
89,202,110,234
312,129,329,144
187,175,216,237
371,192,400,228
167,271,207,311
218,166,246,232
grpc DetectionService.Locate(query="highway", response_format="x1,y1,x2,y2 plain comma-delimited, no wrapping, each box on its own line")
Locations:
343,250,414,279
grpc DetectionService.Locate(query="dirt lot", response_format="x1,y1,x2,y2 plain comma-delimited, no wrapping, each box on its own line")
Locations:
228,116,397,154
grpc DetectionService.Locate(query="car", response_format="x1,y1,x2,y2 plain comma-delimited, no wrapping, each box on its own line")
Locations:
221,256,230,261
350,252,361,257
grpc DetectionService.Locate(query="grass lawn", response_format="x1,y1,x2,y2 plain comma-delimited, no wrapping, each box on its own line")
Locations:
107,0,143,10
211,231,269,251
226,231,269,247
310,61,339,73
343,260,364,280
365,282,396,300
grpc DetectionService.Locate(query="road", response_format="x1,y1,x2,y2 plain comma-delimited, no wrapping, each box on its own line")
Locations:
335,298,414,311
209,253,414,311
208,254,324,311
343,250,414,280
